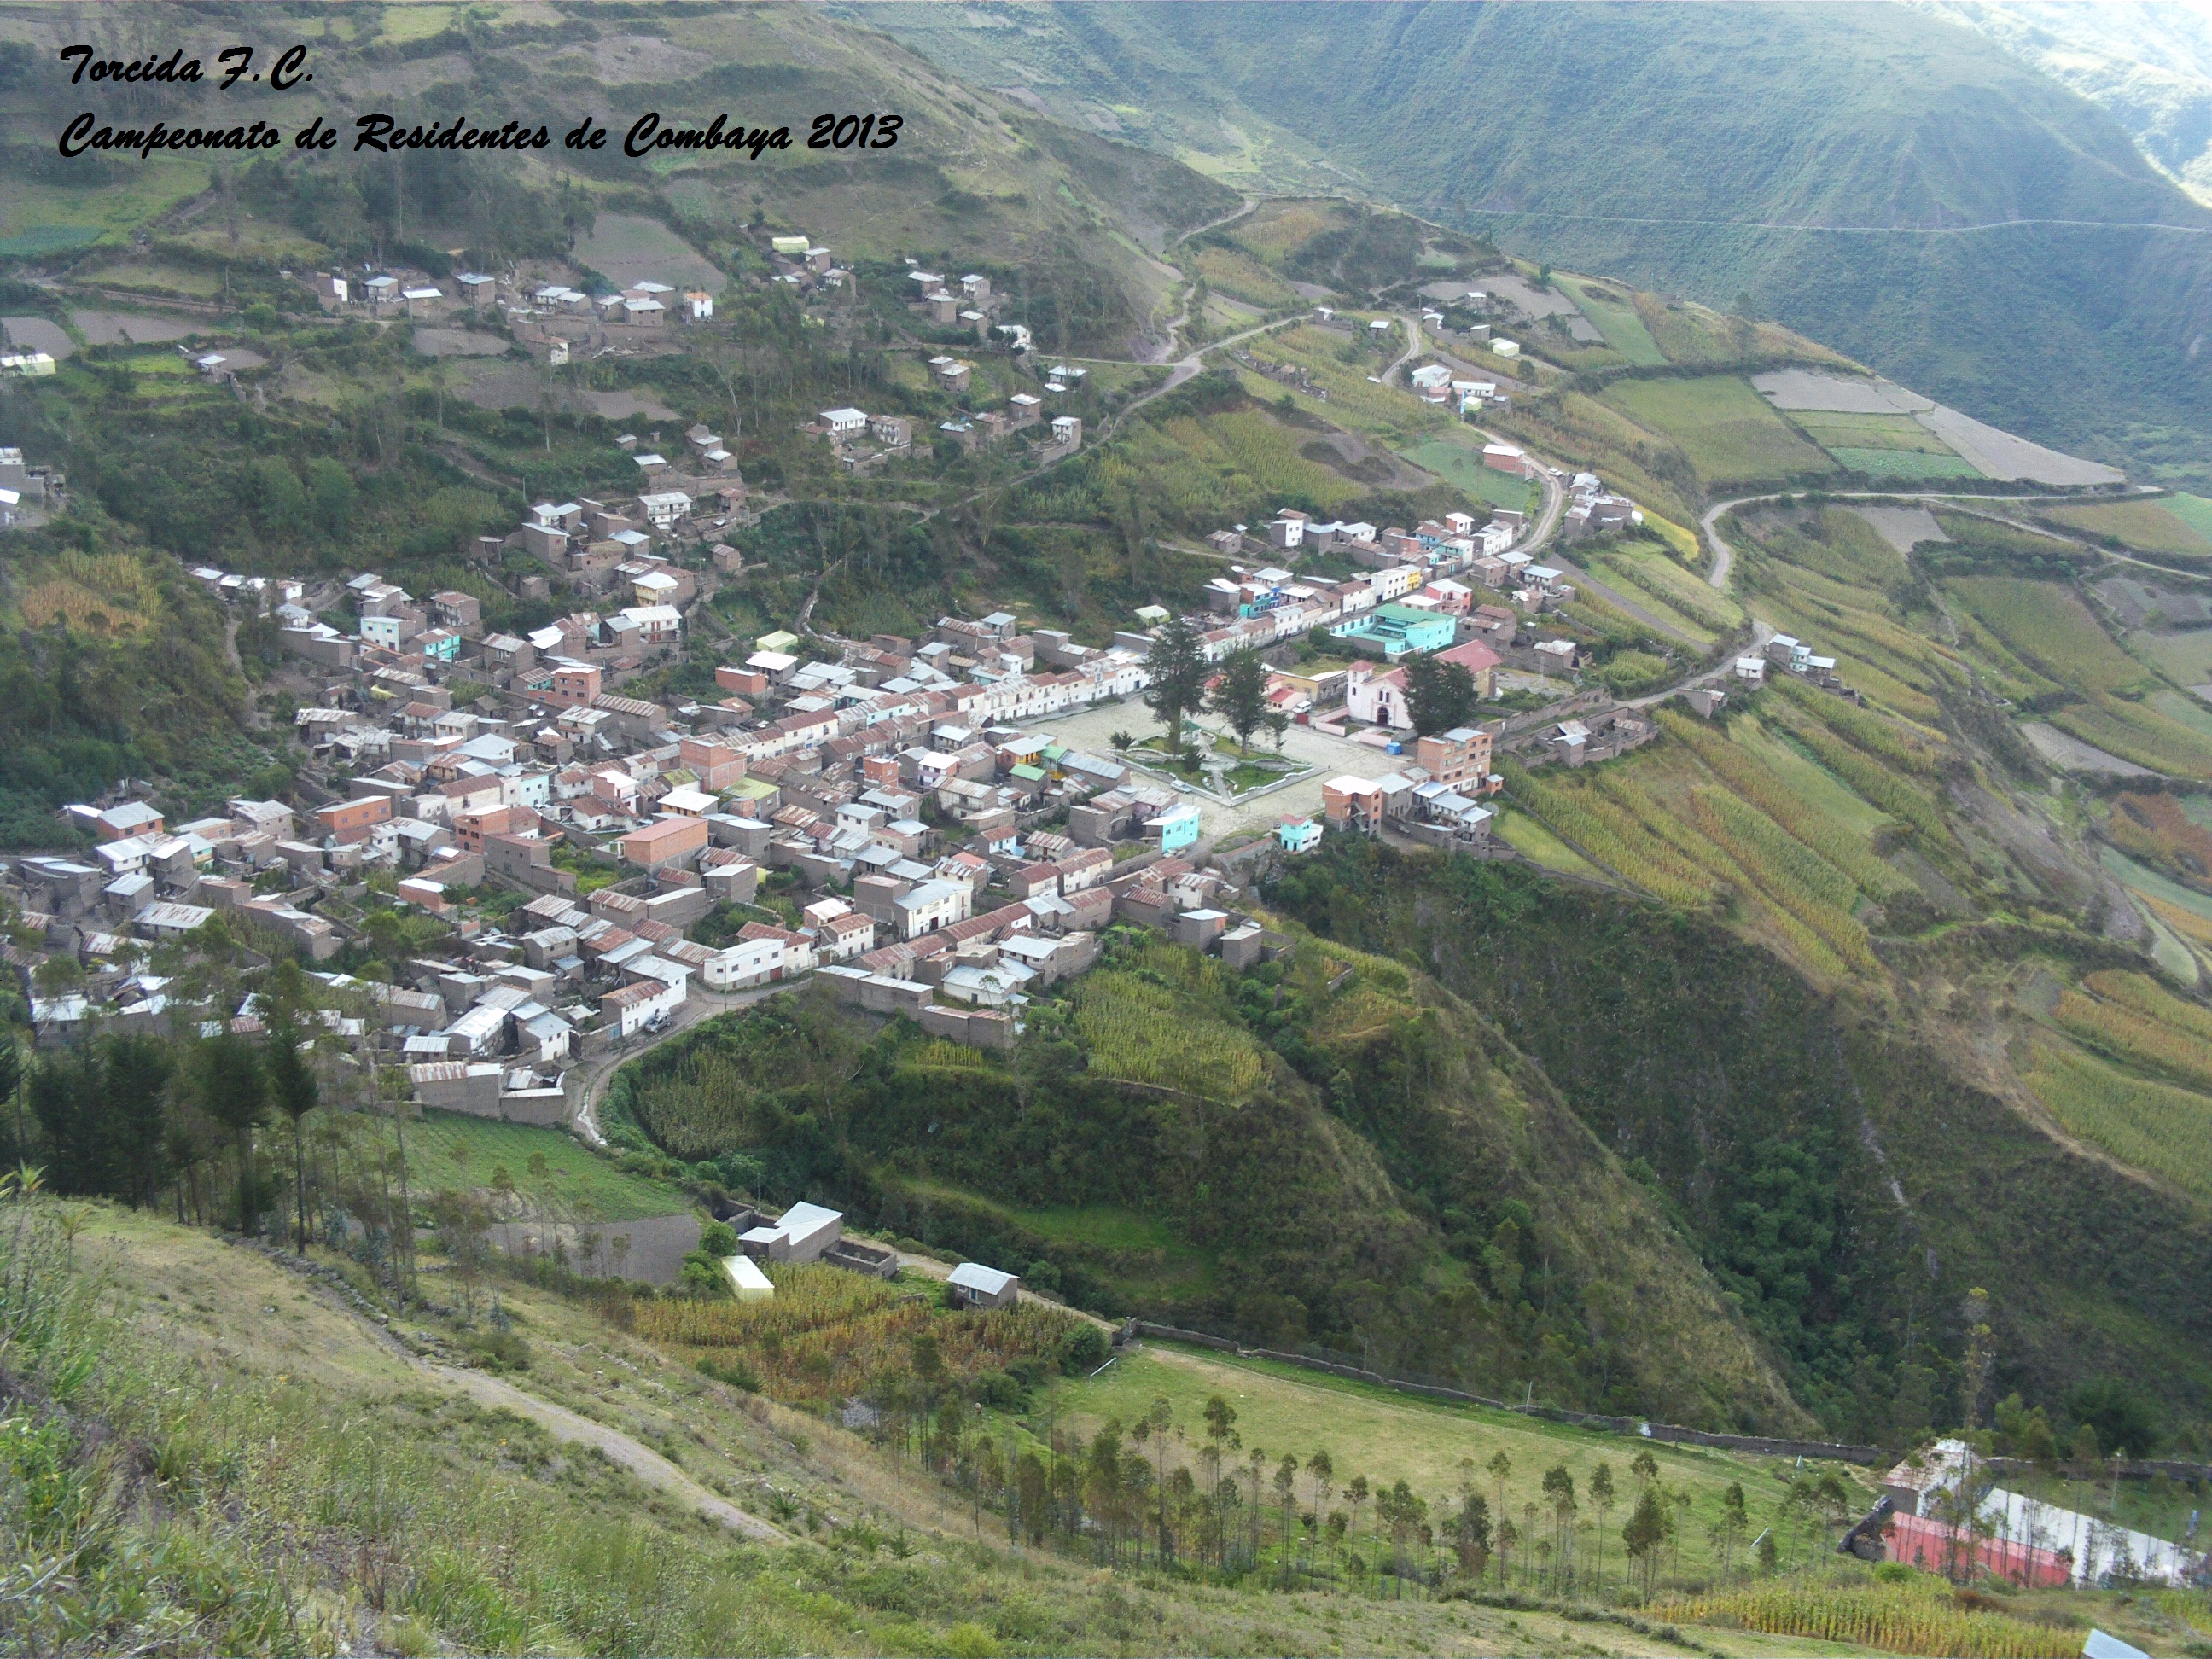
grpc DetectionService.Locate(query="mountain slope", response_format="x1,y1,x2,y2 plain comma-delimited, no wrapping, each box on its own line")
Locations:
0,3,1238,353
1923,1,2212,206
604,936,1808,1430
859,1,2212,488
1266,842,2212,1447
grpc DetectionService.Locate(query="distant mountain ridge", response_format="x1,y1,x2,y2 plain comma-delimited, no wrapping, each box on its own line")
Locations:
1921,0,2212,206
858,1,2212,490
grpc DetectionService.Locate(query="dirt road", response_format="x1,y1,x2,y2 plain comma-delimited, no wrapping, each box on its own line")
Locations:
433,1362,788,1544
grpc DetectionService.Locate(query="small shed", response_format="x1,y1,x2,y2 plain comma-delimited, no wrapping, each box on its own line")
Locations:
722,1254,774,1301
946,1261,1020,1309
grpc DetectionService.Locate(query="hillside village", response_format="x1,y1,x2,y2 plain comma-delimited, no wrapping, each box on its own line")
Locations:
1,239,1890,1137
12,4,2212,1650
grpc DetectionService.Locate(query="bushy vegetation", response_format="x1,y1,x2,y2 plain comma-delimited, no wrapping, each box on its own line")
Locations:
603,943,1802,1428
1265,838,2212,1448
630,1263,1088,1410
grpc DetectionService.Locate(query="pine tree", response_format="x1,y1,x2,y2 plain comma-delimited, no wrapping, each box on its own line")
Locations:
1405,652,1477,736
1207,646,1270,754
1142,616,1208,755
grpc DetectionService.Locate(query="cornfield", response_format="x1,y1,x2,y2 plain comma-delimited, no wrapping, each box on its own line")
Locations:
2022,1041,2212,1205
1605,552,1742,633
2106,794,2212,882
1769,670,1943,773
1658,709,1905,897
628,1047,762,1161
2054,987,2212,1093
2085,971,2212,1045
1688,787,1877,974
1073,971,1266,1101
1649,1579,2075,1658
901,1039,997,1074
18,552,163,635
631,1265,1083,1409
1765,698,1949,844
1507,767,1718,908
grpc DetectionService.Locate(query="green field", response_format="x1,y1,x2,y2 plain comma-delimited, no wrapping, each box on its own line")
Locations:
1947,577,2152,693
2136,630,2212,684
1603,375,1835,486
1592,545,1745,633
2167,493,2212,541
1554,276,1667,365
1493,809,1609,880
410,1111,688,1221
1060,1341,1869,1583
1788,410,1956,453
1399,437,1542,512
1821,448,1982,480
1107,405,1367,521
2023,1041,2212,1207
1242,326,1447,439
1192,243,1304,310
2047,498,2212,557
0,160,213,253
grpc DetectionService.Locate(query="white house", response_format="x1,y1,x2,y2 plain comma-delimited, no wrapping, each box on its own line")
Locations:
600,974,684,1038
946,1262,1020,1308
894,879,969,940
739,1201,843,1263
637,492,691,528
819,407,869,439
620,605,683,645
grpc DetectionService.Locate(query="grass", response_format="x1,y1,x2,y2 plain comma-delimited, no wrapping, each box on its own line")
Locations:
1494,810,1610,880
1400,437,1544,513
2023,1039,2212,1206
1602,376,1834,487
1823,449,1984,481
1553,276,1666,366
2164,492,2212,542
1057,1341,1871,1584
409,1111,688,1221
35,1198,1623,1659
2045,498,2212,558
